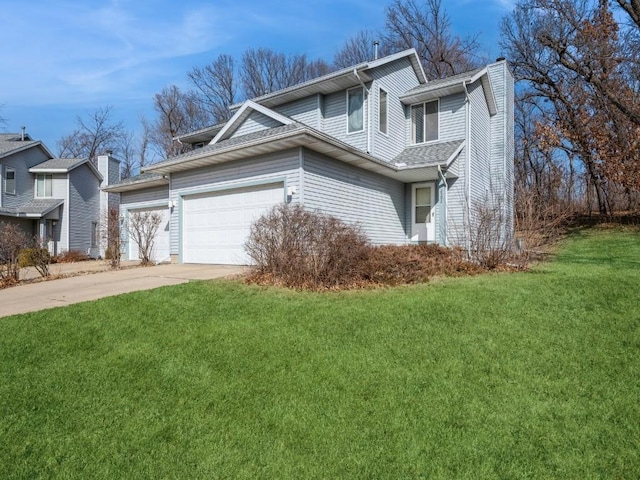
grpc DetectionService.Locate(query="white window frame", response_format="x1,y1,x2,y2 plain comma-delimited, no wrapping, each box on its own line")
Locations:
36,174,53,198
411,99,440,144
5,167,16,195
346,87,364,134
378,87,388,135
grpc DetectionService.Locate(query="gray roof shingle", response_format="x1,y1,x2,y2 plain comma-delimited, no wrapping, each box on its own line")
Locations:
0,199,64,217
29,158,87,171
0,133,41,157
393,140,464,167
402,67,485,97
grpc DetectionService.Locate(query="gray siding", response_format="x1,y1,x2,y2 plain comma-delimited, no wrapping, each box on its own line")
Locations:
469,79,492,211
169,149,301,254
404,92,466,148
68,164,100,253
231,111,283,138
369,57,422,162
302,149,406,245
0,147,50,209
274,95,319,128
322,88,368,152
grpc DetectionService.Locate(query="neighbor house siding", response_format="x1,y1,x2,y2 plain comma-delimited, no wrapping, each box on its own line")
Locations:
274,95,319,128
68,165,100,253
0,147,50,209
302,149,406,245
169,149,301,254
230,111,283,138
370,57,422,162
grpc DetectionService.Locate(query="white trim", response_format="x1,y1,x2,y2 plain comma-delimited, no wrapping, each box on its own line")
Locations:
411,182,436,243
211,100,294,145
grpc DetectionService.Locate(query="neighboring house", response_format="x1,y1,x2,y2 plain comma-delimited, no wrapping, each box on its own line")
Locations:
106,48,514,265
0,133,120,257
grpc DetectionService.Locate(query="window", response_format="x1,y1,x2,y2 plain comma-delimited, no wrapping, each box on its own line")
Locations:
411,100,439,143
91,222,99,247
415,186,432,224
379,88,388,134
5,168,15,195
347,87,364,133
36,174,52,197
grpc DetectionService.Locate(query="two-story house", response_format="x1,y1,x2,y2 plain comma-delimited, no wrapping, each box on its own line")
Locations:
106,48,514,265
0,133,120,257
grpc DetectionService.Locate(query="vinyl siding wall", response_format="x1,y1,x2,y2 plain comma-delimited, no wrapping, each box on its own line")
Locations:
169,149,301,255
369,57,422,162
274,95,320,128
68,165,100,253
230,111,283,138
404,92,466,146
302,149,406,245
322,88,368,152
0,147,50,209
120,185,170,260
468,79,492,212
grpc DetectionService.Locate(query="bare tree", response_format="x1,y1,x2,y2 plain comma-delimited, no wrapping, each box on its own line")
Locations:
188,54,237,123
385,0,483,79
128,211,162,266
240,48,332,98
149,85,212,158
0,222,28,284
57,106,125,161
102,206,122,269
0,104,6,127
334,30,390,68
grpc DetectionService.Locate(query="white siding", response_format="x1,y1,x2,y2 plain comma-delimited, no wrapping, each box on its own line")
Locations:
231,111,283,138
369,57,422,162
120,186,170,260
170,149,301,255
302,149,406,245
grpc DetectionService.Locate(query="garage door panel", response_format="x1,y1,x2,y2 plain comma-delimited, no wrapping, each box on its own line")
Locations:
182,183,283,265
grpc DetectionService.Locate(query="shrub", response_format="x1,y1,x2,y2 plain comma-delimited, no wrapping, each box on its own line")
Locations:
245,204,370,289
0,222,28,285
54,250,90,263
18,246,51,278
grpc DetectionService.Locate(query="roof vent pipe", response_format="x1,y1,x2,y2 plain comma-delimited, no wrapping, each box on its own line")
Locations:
373,40,379,60
21,126,26,141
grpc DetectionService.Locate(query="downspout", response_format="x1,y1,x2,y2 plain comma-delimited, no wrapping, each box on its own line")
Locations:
438,165,448,246
353,69,371,154
462,80,472,255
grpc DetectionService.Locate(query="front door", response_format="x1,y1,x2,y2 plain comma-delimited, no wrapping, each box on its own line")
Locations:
411,183,435,243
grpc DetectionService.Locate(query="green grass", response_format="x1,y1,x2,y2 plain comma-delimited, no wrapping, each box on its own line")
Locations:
1,227,639,479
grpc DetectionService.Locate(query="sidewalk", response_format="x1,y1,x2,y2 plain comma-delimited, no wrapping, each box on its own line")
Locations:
1,263,248,318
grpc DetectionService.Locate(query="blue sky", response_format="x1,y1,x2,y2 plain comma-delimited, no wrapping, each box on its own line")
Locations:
0,0,515,155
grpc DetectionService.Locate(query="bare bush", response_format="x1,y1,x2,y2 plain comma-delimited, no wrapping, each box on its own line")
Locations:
102,206,122,269
54,250,90,263
128,211,162,266
18,241,51,278
245,204,370,289
0,222,28,285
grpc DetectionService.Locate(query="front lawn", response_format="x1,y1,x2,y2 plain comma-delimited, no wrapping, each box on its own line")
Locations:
1,228,639,478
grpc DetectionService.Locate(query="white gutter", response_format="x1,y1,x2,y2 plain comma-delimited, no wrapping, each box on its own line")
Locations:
353,69,372,154
463,80,472,255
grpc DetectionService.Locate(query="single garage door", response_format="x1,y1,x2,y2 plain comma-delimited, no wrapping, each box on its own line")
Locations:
128,206,171,263
182,182,284,264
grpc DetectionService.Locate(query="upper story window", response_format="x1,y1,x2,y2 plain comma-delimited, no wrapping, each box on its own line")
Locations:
347,87,364,133
411,99,439,144
5,168,16,195
36,174,52,197
379,88,388,135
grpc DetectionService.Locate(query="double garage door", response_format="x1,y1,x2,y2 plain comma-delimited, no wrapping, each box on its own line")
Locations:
182,182,284,265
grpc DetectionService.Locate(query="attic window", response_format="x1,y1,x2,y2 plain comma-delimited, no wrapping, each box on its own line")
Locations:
5,168,15,195
411,99,439,144
347,87,364,133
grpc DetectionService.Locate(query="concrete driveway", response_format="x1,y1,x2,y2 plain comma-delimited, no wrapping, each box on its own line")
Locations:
0,264,248,318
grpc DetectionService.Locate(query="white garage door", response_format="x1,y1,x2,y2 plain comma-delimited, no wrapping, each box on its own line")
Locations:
182,183,284,265
128,207,171,263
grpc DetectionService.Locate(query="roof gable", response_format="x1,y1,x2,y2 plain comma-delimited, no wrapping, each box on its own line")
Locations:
211,100,294,145
29,157,103,181
0,133,54,160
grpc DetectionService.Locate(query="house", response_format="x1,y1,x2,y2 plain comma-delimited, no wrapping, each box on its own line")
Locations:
0,132,120,257
106,48,514,265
